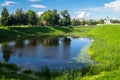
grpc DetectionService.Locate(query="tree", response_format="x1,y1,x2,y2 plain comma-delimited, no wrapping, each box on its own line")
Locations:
8,13,16,26
87,19,97,25
26,10,38,25
52,9,60,25
71,19,80,26
14,8,27,25
98,19,104,24
0,7,9,26
60,10,71,26
40,10,54,26
40,10,59,26
80,20,86,25
111,19,120,24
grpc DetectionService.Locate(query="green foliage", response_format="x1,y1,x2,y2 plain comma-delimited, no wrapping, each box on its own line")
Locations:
40,10,60,26
14,8,27,25
0,8,39,26
87,19,98,25
8,14,16,26
60,10,71,26
84,25,120,80
6,63,19,71
22,69,33,74
110,19,120,24
0,73,35,80
71,19,80,26
52,9,60,25
1,25,120,80
98,19,104,24
81,65,101,76
0,7,9,26
0,62,19,73
26,10,38,25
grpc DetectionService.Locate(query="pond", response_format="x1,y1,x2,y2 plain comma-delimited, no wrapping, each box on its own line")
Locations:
0,36,91,70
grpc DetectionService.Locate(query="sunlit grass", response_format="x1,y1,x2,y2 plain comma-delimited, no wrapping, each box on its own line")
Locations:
82,25,120,80
0,25,120,80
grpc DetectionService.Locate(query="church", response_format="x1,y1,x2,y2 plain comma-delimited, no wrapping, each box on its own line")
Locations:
104,17,111,24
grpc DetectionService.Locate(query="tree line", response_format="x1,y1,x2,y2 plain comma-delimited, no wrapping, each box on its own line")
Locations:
71,19,120,26
0,7,37,26
0,7,71,26
1,7,120,27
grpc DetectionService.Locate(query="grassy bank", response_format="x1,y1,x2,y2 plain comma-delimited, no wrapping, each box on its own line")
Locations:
82,25,120,80
0,25,120,80
0,26,91,80
0,26,91,38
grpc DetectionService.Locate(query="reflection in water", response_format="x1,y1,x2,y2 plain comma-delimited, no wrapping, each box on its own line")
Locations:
0,36,91,69
63,37,71,46
15,40,25,48
29,39,38,46
3,51,11,62
2,43,13,62
41,38,59,46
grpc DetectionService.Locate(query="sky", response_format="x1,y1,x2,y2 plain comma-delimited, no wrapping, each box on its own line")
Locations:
0,0,120,20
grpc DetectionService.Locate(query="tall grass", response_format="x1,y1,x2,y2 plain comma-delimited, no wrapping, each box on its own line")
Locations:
83,25,120,80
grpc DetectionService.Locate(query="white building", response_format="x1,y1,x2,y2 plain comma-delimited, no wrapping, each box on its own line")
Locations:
104,17,111,24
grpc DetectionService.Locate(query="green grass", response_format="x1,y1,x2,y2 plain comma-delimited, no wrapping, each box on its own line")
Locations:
0,25,120,80
0,26,91,38
82,25,120,80
0,26,92,80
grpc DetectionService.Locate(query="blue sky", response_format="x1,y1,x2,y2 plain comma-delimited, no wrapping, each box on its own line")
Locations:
0,0,120,19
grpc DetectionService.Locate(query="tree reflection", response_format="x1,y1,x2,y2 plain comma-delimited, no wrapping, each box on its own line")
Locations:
2,43,13,62
15,39,25,48
0,36,71,62
41,38,59,46
28,39,38,46
63,37,71,46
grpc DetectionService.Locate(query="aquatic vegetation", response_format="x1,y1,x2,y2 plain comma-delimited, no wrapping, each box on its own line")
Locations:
74,40,94,64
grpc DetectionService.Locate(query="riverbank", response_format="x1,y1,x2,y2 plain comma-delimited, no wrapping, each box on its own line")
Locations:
81,25,120,80
0,26,92,80
0,25,120,80
0,26,91,38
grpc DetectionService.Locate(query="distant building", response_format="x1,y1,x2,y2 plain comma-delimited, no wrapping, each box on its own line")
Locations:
104,17,111,24
85,24,88,26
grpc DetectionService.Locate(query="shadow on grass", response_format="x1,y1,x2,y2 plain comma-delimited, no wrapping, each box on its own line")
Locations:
0,29,20,38
53,26,73,33
9,27,55,35
0,26,74,39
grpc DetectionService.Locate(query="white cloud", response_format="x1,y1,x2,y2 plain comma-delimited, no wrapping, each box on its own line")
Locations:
104,0,120,12
31,4,46,9
76,11,90,19
112,17,117,20
37,12,44,16
78,0,120,13
0,1,17,6
73,0,120,19
87,7,110,12
28,0,42,2
79,7,111,12
77,11,86,19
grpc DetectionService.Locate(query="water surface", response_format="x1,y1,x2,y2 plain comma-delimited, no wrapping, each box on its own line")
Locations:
0,36,91,70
